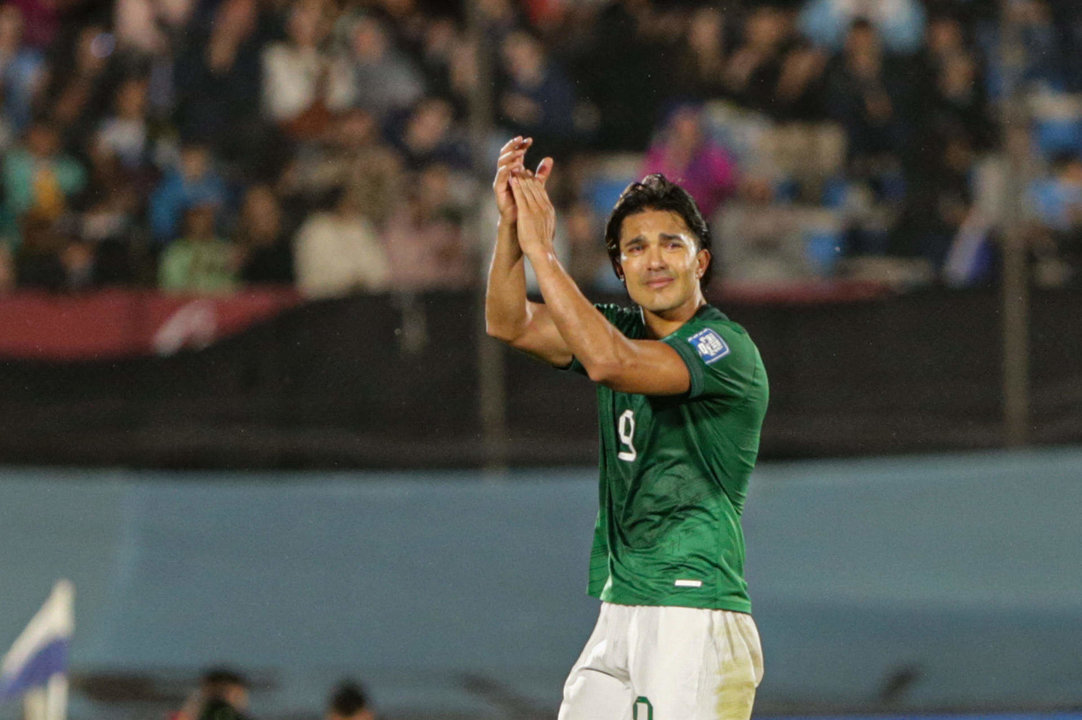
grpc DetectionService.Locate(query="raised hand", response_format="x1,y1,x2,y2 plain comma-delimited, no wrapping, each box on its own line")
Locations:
509,174,556,259
493,136,553,224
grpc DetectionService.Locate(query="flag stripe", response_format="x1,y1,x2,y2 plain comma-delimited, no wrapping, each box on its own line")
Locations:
0,637,69,702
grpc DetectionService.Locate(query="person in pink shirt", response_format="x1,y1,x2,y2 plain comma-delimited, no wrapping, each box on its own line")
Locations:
642,104,738,219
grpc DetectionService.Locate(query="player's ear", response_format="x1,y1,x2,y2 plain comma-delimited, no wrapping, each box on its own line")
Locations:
695,248,711,280
610,256,625,282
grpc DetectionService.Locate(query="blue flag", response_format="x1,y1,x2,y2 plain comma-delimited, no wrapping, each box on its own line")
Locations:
0,581,74,703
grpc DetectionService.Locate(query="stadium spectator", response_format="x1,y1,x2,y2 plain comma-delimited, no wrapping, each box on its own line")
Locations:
45,23,119,150
800,0,926,53
293,186,390,298
497,29,578,152
722,5,794,114
388,96,468,170
325,680,375,720
824,18,910,173
341,13,425,119
261,0,353,134
2,120,86,242
159,201,238,294
666,6,729,101
576,0,667,151
149,142,228,246
382,163,472,290
173,0,283,175
0,4,45,134
15,210,93,291
642,104,738,219
234,184,294,285
1029,151,1082,283
75,140,143,286
95,76,153,173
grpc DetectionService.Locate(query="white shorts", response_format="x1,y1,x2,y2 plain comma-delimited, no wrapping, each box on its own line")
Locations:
558,602,763,720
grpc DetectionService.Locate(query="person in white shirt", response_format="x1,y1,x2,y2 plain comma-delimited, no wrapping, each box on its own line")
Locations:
293,186,389,298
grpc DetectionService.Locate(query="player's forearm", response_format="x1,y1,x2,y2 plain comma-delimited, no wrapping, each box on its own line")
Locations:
484,219,530,342
527,248,628,380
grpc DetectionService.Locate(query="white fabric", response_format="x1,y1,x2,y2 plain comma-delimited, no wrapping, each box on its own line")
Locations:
294,212,389,298
559,603,762,720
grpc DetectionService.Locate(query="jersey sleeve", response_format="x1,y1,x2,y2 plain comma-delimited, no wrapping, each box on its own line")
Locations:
662,319,759,401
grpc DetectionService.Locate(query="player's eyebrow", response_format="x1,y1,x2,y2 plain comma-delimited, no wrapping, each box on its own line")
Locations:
660,233,686,242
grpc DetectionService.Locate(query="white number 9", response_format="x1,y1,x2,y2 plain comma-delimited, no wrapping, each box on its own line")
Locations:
617,409,637,462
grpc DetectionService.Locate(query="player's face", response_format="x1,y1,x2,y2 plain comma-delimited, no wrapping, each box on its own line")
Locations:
617,209,709,315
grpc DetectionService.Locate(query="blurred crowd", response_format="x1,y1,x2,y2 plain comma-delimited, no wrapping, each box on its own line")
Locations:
1,0,1082,296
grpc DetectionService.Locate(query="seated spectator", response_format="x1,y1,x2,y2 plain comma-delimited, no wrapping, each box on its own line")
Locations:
326,680,374,720
667,6,729,101
2,120,86,242
824,19,910,173
234,184,293,285
96,76,152,173
800,0,926,54
722,5,792,114
642,104,738,219
0,4,46,133
149,141,228,246
294,186,389,298
497,29,578,152
1029,151,1082,282
262,0,353,135
562,199,620,292
76,145,143,286
174,0,281,172
15,210,94,291
45,24,117,149
388,96,468,170
342,13,425,118
159,202,238,294
382,163,472,290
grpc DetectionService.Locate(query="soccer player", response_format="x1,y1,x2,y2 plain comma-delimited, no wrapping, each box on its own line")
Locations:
485,137,767,720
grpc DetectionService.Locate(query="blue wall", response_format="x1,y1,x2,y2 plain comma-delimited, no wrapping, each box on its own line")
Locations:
1,449,1081,718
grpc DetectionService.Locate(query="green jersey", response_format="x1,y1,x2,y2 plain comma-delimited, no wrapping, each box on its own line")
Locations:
568,303,768,613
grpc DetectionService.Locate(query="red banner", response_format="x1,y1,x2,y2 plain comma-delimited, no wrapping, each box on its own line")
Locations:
0,289,301,360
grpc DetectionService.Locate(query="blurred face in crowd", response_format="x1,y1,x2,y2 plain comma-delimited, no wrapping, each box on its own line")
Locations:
616,209,708,315
926,16,964,55
185,204,217,240
501,31,544,85
416,163,451,213
241,186,280,244
179,145,210,181
666,106,704,151
405,98,452,151
0,5,23,51
26,123,60,158
115,78,148,120
288,0,327,49
687,7,724,55
351,16,389,62
745,7,787,51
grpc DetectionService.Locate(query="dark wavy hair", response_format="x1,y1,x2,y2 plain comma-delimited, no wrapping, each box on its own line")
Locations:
603,174,714,286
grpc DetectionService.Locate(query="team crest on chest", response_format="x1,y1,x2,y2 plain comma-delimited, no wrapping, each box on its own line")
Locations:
688,328,729,364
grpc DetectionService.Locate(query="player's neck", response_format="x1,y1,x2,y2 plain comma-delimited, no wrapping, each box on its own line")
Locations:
642,292,707,339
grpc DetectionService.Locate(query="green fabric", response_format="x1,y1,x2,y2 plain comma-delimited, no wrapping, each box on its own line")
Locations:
569,304,768,612
159,237,238,294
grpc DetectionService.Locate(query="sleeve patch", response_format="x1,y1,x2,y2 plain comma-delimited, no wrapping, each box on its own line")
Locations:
688,328,730,364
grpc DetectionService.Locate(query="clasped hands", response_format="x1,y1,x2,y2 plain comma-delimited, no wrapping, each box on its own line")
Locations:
493,136,556,259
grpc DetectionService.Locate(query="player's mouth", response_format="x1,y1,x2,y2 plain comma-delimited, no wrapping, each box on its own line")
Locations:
644,276,674,290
